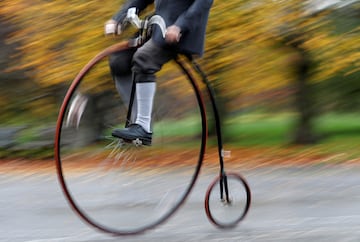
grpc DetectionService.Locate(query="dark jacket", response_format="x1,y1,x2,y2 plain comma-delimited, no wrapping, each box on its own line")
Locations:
113,0,213,56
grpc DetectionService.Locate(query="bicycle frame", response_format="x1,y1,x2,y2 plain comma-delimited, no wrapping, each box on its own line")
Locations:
175,56,232,204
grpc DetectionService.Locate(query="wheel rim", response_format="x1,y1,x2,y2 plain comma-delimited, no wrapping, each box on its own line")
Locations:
54,43,207,235
205,172,251,229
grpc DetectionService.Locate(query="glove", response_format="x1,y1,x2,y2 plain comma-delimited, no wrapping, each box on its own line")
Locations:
104,19,122,35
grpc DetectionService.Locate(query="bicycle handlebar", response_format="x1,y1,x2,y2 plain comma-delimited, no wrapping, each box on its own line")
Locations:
106,8,167,47
125,8,167,38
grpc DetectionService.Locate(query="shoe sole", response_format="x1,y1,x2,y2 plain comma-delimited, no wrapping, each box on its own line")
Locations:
111,131,152,146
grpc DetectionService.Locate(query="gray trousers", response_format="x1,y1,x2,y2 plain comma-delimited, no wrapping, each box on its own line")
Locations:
109,39,177,122
109,39,176,90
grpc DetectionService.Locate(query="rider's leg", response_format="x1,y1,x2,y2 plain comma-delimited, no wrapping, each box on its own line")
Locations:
112,39,176,144
133,76,156,133
109,48,137,122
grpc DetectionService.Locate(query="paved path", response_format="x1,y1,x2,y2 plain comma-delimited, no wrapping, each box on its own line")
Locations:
1,163,360,241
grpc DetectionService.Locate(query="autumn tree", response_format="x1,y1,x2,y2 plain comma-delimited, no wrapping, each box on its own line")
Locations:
0,14,35,123
203,0,359,144
0,0,126,123
1,0,359,144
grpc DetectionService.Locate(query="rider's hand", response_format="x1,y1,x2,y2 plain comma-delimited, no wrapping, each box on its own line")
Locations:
104,19,121,35
165,25,181,43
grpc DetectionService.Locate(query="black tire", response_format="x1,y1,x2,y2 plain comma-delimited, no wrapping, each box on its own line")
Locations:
205,172,251,229
54,42,207,235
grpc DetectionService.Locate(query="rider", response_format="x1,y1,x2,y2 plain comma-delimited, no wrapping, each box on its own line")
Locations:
105,0,213,145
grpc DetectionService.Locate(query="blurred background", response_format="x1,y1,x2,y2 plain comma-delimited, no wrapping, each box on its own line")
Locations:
0,0,359,162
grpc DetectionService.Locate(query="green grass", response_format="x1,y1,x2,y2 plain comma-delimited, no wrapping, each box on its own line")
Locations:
223,112,360,145
152,112,360,160
223,113,296,146
315,113,360,138
221,112,360,161
1,112,359,160
154,116,202,136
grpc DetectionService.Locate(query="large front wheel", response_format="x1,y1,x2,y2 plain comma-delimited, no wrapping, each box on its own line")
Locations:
54,42,207,235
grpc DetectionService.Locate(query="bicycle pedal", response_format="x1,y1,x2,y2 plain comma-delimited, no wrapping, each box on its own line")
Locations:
132,138,143,146
116,138,146,147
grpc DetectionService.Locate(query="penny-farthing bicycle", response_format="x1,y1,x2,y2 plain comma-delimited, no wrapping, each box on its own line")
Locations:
54,9,251,235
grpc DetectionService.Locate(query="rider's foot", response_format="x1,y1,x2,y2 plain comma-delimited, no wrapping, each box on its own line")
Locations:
112,124,152,146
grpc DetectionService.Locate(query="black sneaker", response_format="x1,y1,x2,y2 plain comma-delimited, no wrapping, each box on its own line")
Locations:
112,124,152,146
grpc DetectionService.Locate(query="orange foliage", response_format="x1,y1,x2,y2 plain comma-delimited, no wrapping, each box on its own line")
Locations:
1,0,358,98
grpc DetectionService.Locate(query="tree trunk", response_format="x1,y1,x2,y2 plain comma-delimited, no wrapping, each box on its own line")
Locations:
279,29,319,145
291,48,318,144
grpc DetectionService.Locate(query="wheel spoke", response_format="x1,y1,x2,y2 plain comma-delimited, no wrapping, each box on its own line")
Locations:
55,45,206,235
205,172,251,228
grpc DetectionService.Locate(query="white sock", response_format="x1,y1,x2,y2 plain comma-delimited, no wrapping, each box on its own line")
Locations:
135,82,156,133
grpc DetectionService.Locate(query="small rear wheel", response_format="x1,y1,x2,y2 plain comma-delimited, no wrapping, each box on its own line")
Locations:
205,172,251,229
